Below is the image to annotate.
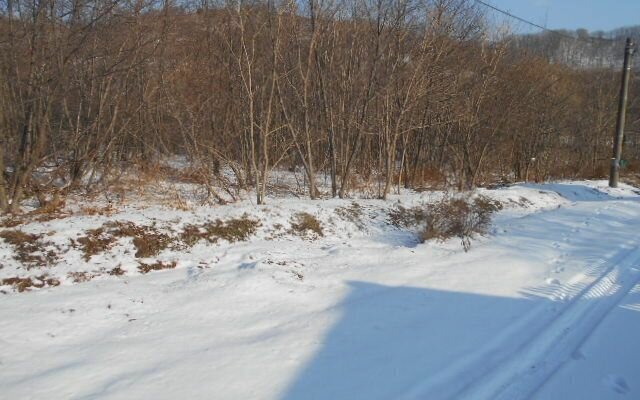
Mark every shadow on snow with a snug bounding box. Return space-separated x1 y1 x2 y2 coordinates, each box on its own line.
279 279 639 400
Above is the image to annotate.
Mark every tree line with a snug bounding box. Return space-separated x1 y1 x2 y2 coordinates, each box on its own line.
0 0 638 211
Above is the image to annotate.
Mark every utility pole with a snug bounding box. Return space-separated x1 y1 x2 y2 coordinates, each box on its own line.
609 38 634 188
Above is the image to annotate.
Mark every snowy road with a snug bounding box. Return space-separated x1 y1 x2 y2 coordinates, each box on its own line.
0 181 639 399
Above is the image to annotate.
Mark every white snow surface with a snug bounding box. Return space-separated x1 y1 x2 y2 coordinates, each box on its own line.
1 180 640 399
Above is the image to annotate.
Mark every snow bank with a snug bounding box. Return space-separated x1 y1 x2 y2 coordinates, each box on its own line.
0 180 639 399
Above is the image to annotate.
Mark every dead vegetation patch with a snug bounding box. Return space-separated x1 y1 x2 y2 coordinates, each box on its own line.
180 215 260 246
0 208 70 228
75 221 172 260
335 202 366 228
407 167 446 191
132 233 171 258
0 217 24 228
138 260 177 274
289 212 324 238
67 271 95 283
80 204 117 216
172 166 211 185
76 228 118 261
72 216 260 262
1 275 60 292
0 230 59 268
32 211 72 223
511 196 533 208
108 266 126 276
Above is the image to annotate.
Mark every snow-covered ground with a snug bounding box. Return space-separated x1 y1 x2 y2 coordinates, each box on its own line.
1 180 639 399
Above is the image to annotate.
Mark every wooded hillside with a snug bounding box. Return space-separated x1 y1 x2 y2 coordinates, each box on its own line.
0 0 638 211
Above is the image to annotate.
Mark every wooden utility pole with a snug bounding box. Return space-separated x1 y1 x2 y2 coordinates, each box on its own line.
609 38 634 188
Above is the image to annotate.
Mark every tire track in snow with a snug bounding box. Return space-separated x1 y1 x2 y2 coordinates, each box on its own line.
457 244 640 400
397 241 640 400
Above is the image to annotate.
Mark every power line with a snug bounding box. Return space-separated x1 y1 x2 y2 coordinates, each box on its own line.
473 0 616 45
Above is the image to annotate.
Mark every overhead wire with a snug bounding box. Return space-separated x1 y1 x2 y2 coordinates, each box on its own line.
473 0 619 45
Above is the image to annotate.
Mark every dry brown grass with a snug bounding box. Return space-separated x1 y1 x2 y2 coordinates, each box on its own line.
166 190 191 211
0 200 71 228
76 228 118 261
67 271 95 283
1 275 60 292
25 194 72 222
108 222 169 256
289 212 324 238
621 169 640 188
75 221 172 260
335 202 366 229
108 266 126 276
73 215 260 262
0 217 24 228
0 230 59 268
181 215 260 246
173 166 211 185
407 167 447 191
132 233 172 258
138 260 177 274
80 204 117 216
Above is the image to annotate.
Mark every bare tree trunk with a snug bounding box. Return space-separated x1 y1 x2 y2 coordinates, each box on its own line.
10 105 47 213
0 142 7 212
315 51 338 197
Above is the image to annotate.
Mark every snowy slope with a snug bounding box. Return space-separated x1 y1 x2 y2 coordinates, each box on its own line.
0 180 639 399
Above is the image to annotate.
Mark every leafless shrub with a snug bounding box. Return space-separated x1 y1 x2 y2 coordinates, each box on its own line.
421 195 503 251
388 205 427 228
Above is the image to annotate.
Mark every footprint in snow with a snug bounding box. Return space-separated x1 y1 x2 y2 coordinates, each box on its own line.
603 374 630 395
571 349 586 360
552 292 568 301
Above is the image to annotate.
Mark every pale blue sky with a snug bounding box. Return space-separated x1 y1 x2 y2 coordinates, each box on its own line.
485 0 640 32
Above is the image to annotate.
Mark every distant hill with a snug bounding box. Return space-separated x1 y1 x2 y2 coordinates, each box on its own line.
509 26 640 70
